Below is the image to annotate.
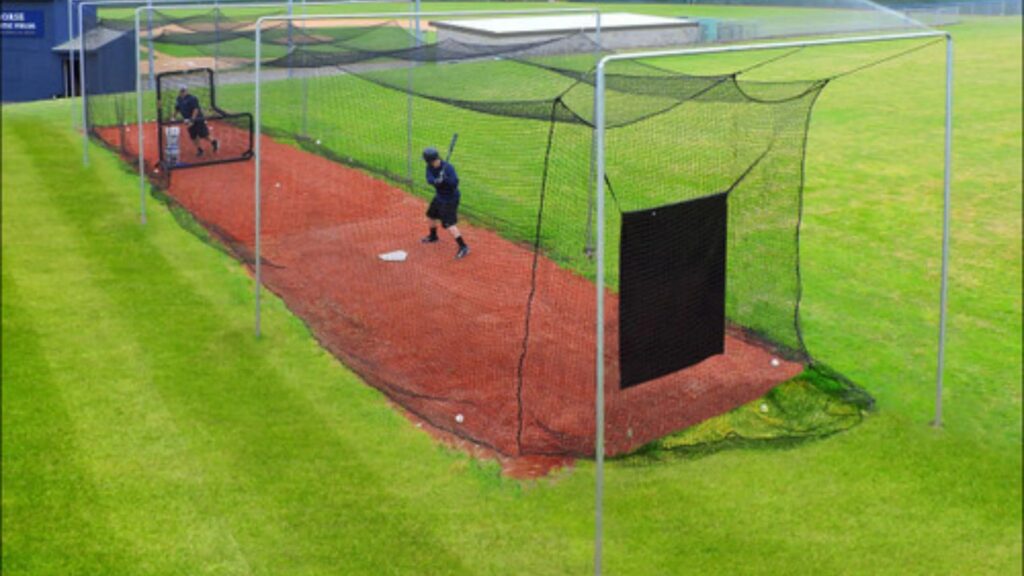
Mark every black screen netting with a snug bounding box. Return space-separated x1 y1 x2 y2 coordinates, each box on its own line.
155 68 253 169
80 9 927 459
618 192 729 389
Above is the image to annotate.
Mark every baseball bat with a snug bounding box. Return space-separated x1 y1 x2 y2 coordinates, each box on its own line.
445 133 459 163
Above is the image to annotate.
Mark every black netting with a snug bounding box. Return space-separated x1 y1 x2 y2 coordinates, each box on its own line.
155 68 253 170
77 9 940 460
619 193 729 389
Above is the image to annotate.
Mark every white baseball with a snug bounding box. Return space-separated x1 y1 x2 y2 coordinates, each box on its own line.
455 414 464 423
760 403 769 413
770 358 780 367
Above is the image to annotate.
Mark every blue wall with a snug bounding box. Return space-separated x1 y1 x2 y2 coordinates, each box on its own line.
1 0 132 103
87 29 135 96
2 0 69 101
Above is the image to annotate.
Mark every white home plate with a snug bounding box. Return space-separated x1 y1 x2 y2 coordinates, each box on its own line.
378 250 408 262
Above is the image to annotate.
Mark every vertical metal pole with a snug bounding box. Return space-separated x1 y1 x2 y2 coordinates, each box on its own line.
300 0 308 137
67 0 75 100
214 0 220 77
63 53 70 99
147 0 156 89
584 11 601 257
254 20 263 338
406 0 420 189
414 0 421 44
287 0 294 78
136 8 147 224
585 134 597 252
80 2 89 165
934 34 953 427
593 59 607 576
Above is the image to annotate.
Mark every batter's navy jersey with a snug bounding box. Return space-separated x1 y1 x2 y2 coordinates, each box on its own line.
426 162 459 203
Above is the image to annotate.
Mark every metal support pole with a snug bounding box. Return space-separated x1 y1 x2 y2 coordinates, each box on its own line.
260 7 596 26
299 0 308 137
214 0 220 76
593 58 607 576
584 12 601 257
79 1 89 165
255 23 264 338
934 34 953 427
406 0 420 190
414 0 421 44
287 0 294 79
147 0 155 89
67 0 75 100
136 8 147 224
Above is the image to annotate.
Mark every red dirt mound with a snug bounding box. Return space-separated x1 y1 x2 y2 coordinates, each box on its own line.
98 123 802 477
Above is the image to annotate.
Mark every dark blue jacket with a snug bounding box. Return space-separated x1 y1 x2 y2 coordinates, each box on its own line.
426 162 460 203
175 94 204 121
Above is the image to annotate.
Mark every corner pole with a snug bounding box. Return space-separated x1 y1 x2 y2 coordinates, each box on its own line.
593 56 607 576
934 33 953 427
136 7 147 224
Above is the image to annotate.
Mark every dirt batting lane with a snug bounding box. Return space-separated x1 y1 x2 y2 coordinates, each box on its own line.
99 123 802 475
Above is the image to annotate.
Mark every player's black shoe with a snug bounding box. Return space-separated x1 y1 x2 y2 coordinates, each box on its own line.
212 139 220 153
421 235 439 244
196 148 205 157
455 245 470 260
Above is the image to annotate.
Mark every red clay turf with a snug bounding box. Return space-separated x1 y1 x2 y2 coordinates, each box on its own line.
98 123 802 476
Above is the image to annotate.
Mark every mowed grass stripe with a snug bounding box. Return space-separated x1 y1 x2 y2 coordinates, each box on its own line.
1 270 129 574
3 111 255 574
5 107 473 574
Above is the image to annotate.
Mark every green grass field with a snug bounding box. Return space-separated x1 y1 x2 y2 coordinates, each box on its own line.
4 6 1022 575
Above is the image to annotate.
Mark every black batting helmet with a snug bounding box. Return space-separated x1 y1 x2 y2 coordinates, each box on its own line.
422 147 440 162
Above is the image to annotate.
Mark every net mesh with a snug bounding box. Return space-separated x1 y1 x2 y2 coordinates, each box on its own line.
82 5 939 460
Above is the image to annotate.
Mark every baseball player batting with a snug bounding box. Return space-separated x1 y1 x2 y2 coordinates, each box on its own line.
421 143 470 260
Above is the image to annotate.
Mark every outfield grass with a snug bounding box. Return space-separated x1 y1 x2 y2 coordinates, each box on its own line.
4 10 1022 576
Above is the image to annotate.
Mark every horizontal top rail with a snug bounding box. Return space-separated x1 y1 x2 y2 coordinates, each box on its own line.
255 8 599 26
133 0 412 15
597 30 948 69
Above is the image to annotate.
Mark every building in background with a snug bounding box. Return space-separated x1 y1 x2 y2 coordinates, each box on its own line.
2 0 134 103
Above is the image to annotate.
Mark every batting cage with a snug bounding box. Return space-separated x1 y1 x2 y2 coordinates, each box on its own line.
230 8 946 462
82 3 951 469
